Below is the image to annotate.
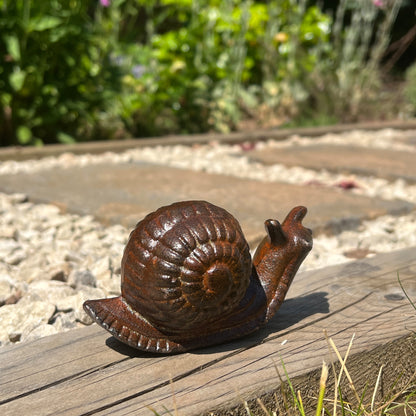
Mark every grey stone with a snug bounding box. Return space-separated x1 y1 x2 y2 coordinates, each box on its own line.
25 280 75 305
0 274 16 304
46 263 70 282
21 323 58 342
64 251 84 263
0 239 20 258
15 228 39 242
0 301 55 345
29 203 61 219
68 269 96 288
4 248 26 266
97 272 121 296
90 256 110 278
8 193 28 204
56 286 105 325
0 226 17 239
51 311 78 331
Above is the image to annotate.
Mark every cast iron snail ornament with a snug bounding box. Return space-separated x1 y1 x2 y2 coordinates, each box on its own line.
83 200 313 354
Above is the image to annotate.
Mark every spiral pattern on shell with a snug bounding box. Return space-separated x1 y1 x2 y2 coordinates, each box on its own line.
120 201 252 332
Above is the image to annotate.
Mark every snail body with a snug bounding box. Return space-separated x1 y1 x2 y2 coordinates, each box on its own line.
83 200 312 353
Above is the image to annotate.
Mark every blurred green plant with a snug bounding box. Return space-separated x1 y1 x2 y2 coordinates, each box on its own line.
298 0 402 124
117 0 333 135
0 0 122 146
0 0 406 145
117 0 401 135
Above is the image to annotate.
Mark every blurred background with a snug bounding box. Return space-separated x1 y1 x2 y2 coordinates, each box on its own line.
0 0 415 147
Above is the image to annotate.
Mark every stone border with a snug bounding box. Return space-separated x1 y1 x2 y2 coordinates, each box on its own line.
1 120 416 161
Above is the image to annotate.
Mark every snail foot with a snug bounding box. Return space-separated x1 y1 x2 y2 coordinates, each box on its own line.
83 298 180 353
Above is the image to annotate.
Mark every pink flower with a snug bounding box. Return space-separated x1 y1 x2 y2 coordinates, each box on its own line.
100 0 110 7
373 0 383 7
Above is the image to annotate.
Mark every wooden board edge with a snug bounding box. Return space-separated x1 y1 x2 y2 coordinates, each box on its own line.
204 333 416 416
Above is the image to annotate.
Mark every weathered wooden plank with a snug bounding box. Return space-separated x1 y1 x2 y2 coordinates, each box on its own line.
0 325 118 401
0 247 415 416
0 327 230 414
100 250 416 415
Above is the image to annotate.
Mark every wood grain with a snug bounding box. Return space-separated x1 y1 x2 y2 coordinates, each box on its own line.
1 247 415 416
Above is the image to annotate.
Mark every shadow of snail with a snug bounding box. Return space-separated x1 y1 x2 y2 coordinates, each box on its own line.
83 200 313 354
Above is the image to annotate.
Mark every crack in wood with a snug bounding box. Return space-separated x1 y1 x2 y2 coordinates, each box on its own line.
0 358 131 406
331 303 407 338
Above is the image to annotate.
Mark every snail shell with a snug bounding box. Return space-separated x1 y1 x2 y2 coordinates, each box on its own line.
84 200 313 353
121 201 251 331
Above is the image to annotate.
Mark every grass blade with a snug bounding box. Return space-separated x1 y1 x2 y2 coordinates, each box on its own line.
256 397 273 416
370 365 383 412
280 358 305 415
397 272 416 311
316 361 328 416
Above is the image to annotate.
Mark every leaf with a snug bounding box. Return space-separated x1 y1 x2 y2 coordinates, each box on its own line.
9 69 26 91
0 93 12 106
57 132 76 144
4 35 20 61
28 16 62 32
17 126 32 145
161 0 192 6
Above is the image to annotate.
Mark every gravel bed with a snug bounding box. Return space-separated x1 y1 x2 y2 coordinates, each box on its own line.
0 128 415 347
2 129 416 203
0 193 126 346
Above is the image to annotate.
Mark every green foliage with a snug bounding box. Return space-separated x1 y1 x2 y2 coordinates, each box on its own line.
117 0 333 136
0 0 406 145
0 0 122 146
296 0 402 124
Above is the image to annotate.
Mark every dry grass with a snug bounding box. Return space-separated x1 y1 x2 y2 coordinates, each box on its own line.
259 333 416 416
